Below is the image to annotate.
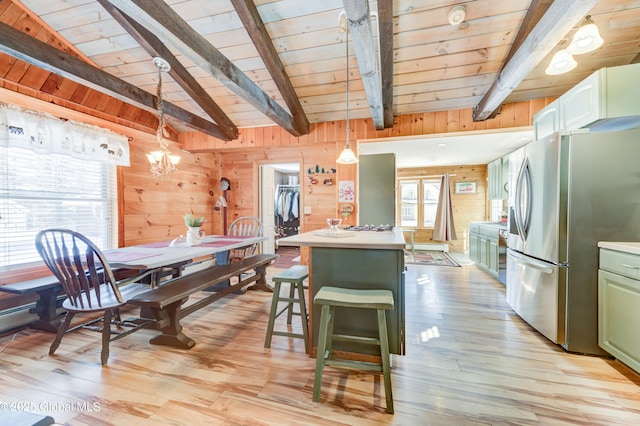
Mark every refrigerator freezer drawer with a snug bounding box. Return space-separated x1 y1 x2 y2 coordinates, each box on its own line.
506 250 566 344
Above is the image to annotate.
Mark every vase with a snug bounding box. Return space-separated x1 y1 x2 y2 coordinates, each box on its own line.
186 226 205 246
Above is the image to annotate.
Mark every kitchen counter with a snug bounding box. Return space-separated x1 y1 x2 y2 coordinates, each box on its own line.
276 227 405 250
470 221 507 230
597 241 640 256
277 227 406 356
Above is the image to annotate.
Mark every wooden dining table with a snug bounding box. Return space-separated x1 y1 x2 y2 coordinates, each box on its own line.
0 235 267 332
103 234 267 286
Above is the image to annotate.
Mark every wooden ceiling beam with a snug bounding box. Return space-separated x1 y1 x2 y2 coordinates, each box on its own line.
96 0 238 141
378 0 394 128
0 22 228 140
229 0 308 136
343 0 385 130
503 0 554 65
473 0 599 121
107 0 306 137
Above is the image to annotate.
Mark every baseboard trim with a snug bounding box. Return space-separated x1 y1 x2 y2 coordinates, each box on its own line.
414 243 449 252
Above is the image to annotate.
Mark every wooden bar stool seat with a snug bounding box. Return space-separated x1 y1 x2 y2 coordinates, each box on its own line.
312 286 395 414
264 265 309 352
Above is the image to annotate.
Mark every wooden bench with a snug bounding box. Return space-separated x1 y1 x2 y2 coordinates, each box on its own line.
128 253 278 349
0 276 63 332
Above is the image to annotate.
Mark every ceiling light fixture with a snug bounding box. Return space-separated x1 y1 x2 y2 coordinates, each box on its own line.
545 49 578 75
568 15 604 55
147 57 180 178
545 15 603 76
447 5 467 26
336 11 358 165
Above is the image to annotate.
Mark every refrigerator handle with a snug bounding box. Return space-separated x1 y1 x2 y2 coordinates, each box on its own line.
514 159 532 241
508 250 554 274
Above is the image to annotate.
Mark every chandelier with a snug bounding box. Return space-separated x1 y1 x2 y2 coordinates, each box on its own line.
147 57 180 178
336 11 358 164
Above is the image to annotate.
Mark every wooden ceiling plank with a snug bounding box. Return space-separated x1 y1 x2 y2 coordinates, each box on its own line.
0 21 228 140
230 0 309 135
343 0 384 130
378 0 393 128
473 0 600 121
106 0 304 136
96 0 238 140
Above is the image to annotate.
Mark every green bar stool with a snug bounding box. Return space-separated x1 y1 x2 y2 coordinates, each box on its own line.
312 286 395 414
264 265 309 352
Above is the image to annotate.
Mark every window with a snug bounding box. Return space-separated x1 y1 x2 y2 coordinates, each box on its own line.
399 178 441 228
0 146 117 269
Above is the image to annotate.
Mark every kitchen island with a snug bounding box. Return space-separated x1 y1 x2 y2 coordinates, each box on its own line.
277 227 406 356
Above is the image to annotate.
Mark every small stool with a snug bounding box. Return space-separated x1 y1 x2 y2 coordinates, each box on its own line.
312 286 395 414
264 265 309 352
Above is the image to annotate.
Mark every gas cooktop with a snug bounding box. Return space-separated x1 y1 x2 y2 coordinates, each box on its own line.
344 225 394 232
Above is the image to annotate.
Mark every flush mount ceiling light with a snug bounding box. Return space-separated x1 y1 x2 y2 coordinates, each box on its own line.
336 10 358 165
147 57 180 179
568 15 604 55
545 49 578 75
447 5 467 26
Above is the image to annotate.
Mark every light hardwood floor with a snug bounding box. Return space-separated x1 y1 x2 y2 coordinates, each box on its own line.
1 262 639 425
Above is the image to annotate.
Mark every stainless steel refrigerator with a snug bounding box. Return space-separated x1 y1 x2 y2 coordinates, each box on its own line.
507 127 640 355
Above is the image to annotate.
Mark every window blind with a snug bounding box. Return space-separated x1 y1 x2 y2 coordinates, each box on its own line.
0 146 117 268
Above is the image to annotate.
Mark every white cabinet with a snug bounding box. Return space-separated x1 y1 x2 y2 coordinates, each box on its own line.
598 248 640 374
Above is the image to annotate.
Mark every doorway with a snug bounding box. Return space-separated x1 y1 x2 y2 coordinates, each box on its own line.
259 163 301 266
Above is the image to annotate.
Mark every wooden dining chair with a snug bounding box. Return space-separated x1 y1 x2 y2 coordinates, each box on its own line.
35 229 155 365
227 216 264 263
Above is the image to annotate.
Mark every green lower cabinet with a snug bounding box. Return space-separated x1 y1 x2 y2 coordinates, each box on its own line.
469 223 500 280
310 247 405 355
598 269 640 374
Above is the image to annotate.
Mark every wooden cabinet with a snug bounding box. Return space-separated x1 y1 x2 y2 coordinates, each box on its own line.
469 222 501 279
487 157 508 200
598 248 640 374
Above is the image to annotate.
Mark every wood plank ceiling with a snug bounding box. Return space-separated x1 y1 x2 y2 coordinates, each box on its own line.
1 0 639 141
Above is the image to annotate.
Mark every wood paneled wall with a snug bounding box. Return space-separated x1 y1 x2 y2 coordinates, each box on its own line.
120 137 219 247
397 165 488 253
181 98 553 243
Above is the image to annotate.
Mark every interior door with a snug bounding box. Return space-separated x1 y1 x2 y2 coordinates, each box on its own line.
260 166 276 255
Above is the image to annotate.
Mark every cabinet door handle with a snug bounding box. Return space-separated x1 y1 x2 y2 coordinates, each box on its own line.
619 263 640 269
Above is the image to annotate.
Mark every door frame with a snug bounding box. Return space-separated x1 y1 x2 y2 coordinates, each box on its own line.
255 160 303 253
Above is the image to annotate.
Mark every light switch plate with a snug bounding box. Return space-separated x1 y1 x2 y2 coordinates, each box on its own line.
304 206 311 215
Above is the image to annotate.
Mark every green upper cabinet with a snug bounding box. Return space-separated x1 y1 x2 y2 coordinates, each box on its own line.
487 157 508 200
533 99 560 140
560 63 640 132
534 64 640 140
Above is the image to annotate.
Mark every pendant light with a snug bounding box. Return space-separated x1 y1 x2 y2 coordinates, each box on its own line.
336 12 358 164
545 49 578 75
147 57 180 178
568 15 604 55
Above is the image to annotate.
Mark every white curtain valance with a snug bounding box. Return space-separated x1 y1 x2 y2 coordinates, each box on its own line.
0 102 130 166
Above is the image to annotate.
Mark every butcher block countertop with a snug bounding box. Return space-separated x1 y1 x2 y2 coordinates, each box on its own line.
598 241 640 256
277 227 405 250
